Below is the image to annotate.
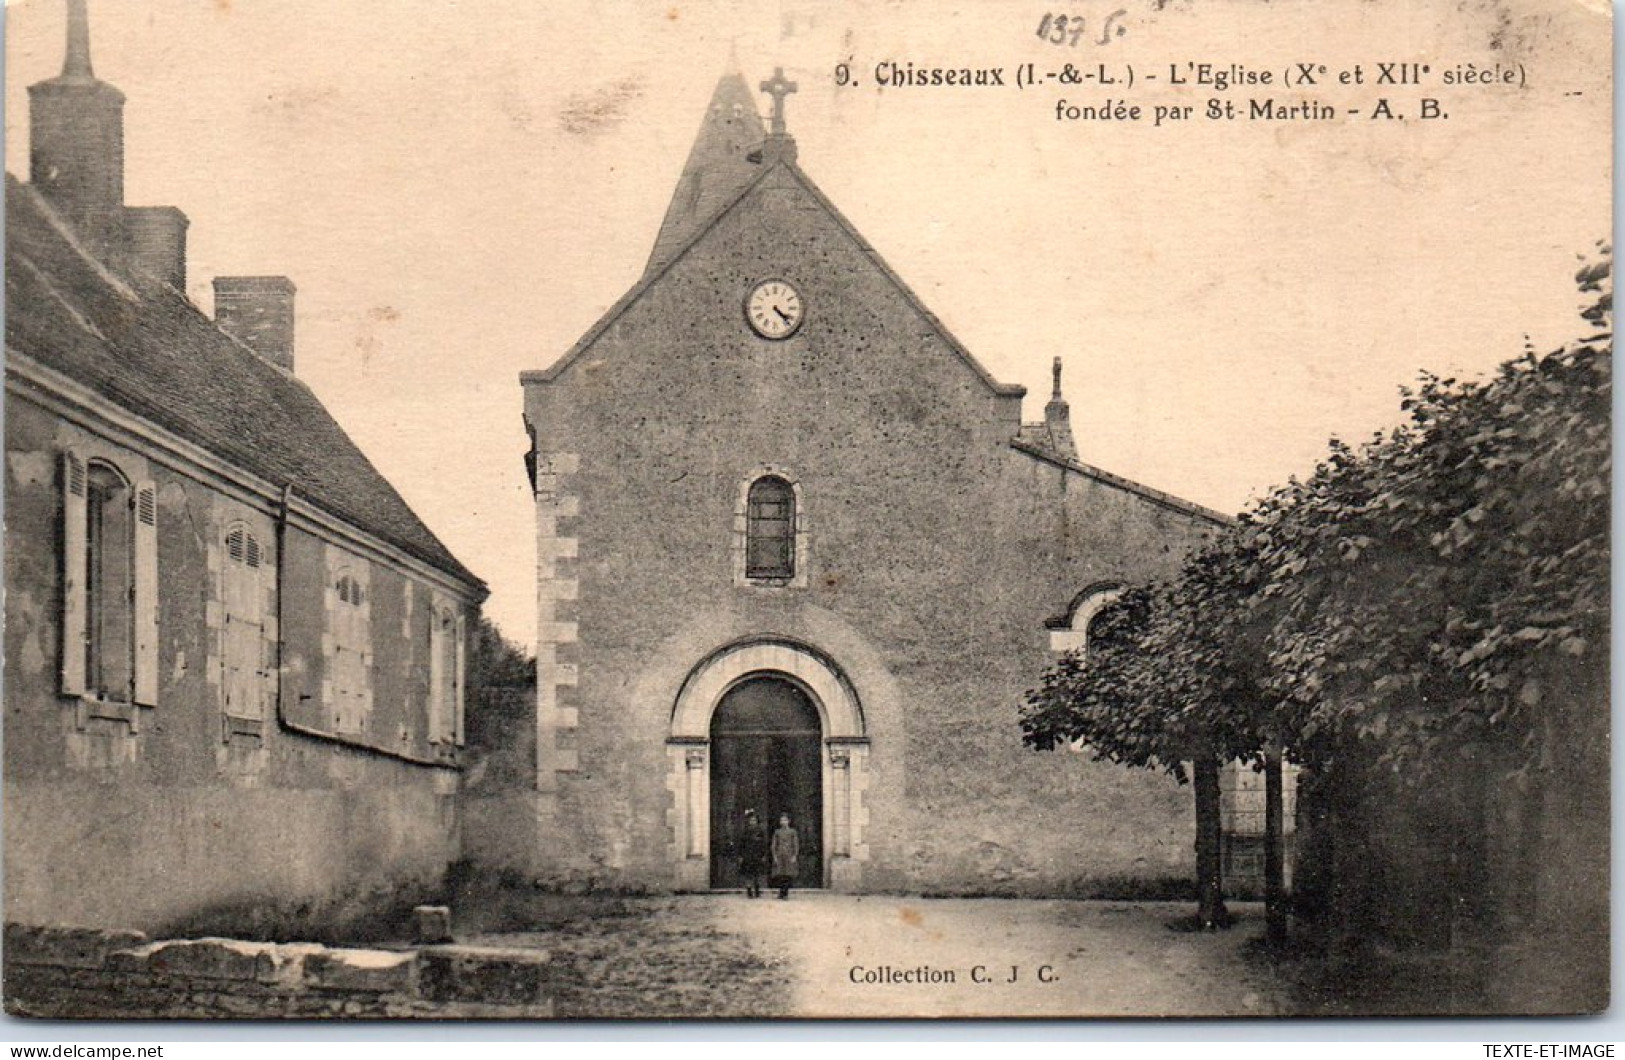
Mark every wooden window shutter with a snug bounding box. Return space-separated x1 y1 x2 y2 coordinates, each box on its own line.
60 451 88 696
221 526 265 722
428 606 445 743
133 481 159 706
453 610 466 747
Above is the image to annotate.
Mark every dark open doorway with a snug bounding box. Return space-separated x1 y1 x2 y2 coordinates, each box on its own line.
709 675 823 889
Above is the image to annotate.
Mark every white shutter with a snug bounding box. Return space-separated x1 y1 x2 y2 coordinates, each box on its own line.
358 581 372 732
453 610 466 747
133 482 159 707
221 528 264 722
428 608 445 743
253 539 270 722
60 451 88 696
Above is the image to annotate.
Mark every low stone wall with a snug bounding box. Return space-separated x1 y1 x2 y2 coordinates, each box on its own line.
4 924 554 1019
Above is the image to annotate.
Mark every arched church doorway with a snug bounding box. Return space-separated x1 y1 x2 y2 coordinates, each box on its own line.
708 676 823 889
669 638 867 891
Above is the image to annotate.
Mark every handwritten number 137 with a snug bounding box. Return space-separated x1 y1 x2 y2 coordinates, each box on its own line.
1036 11 1126 46
1037 13 1087 45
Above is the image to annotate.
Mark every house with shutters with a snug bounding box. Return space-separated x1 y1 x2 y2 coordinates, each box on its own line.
478 68 1241 895
3 0 486 934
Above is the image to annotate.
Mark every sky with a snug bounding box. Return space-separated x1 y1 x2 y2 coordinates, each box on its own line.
4 0 1611 650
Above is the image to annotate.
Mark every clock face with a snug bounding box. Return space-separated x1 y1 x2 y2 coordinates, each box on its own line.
745 280 804 340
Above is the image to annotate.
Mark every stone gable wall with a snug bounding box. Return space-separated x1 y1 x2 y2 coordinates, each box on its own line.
506 166 1222 894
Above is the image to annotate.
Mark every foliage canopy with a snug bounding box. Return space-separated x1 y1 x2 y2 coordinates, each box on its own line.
1022 245 1611 784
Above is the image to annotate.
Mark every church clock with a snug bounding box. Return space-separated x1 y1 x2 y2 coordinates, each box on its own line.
745 280 804 339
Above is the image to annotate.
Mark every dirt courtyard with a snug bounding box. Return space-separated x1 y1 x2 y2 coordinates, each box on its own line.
466 893 1289 1019
713 893 1285 1018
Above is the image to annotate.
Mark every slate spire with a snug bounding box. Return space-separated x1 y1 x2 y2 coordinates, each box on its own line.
644 71 769 275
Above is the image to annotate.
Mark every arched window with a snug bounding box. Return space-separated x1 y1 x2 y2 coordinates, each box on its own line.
85 461 134 702
1049 584 1126 656
61 451 158 708
335 574 365 606
1049 584 1128 753
745 476 796 580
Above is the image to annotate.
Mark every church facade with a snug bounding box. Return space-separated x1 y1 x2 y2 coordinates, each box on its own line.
482 71 1230 894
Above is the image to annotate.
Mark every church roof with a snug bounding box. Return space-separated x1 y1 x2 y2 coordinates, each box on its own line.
524 70 1229 528
4 175 483 590
1012 436 1231 526
644 72 769 275
526 74 1024 401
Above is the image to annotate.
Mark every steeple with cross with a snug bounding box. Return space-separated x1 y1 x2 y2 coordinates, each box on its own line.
760 67 797 137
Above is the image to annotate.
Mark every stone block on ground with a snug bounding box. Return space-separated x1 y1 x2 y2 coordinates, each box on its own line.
413 905 453 944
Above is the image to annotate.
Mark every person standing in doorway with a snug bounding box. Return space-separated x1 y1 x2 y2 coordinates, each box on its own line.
739 808 769 898
770 813 800 900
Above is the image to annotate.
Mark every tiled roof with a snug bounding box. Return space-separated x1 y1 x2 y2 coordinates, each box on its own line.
5 174 482 590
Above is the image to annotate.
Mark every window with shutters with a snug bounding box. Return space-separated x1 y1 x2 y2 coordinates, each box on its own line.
329 570 371 733
85 462 134 702
221 525 267 723
745 476 795 580
61 451 158 710
428 604 465 745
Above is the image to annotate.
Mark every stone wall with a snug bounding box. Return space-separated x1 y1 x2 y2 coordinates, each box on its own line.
4 924 553 1019
5 388 461 934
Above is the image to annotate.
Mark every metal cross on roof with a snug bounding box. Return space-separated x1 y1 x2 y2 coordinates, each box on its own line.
760 67 798 136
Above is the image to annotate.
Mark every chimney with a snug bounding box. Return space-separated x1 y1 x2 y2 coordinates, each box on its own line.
123 206 189 290
214 276 297 371
29 0 126 253
1044 356 1079 462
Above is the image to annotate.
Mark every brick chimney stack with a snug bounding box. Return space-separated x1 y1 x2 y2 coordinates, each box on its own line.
124 206 189 291
214 277 297 372
28 0 126 254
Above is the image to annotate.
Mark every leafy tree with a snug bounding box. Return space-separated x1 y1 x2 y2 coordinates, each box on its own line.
1026 244 1609 965
467 615 536 692
464 616 535 748
1245 245 1610 785
1021 541 1276 928
1245 247 1610 974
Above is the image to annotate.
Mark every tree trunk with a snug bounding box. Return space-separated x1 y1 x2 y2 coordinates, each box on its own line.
1194 755 1230 928
1263 738 1287 947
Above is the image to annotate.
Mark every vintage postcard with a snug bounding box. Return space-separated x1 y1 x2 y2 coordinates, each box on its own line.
1 0 1610 1023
